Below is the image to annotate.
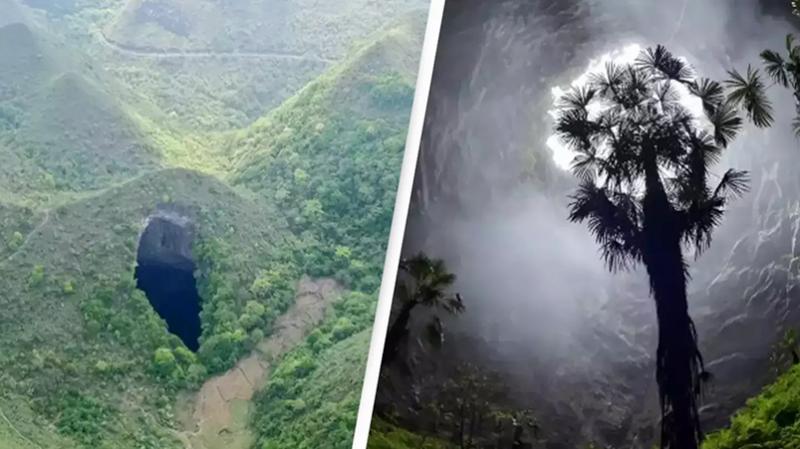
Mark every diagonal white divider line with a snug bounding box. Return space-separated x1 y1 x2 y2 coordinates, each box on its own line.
350 1 446 448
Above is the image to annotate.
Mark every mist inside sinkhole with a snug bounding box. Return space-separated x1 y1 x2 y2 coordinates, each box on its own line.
400 0 800 419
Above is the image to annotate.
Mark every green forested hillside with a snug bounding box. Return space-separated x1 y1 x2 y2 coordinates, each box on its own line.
106 0 427 58
0 20 166 197
0 168 291 449
231 13 424 293
252 295 376 449
0 21 61 101
0 1 427 448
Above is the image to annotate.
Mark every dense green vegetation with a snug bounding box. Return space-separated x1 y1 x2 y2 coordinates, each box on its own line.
368 419 454 449
0 1 427 448
0 169 290 448
106 0 427 58
231 15 424 292
252 291 377 449
703 365 800 449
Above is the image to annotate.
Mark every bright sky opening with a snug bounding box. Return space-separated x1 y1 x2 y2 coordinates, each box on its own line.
546 43 705 171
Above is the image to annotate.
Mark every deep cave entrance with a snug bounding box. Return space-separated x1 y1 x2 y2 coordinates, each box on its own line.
134 214 202 351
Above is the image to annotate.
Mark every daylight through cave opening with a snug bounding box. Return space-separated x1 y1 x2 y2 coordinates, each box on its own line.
134 214 202 352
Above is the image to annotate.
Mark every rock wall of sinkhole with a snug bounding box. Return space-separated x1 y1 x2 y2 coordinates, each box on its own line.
135 210 202 351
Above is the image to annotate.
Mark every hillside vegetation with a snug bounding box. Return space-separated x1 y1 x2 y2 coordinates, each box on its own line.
703 364 800 449
231 13 424 293
36 0 428 131
0 168 291 449
0 1 428 448
107 0 427 58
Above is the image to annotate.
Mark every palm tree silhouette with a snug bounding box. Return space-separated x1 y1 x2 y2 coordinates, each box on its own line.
756 34 800 134
382 253 464 366
553 45 750 449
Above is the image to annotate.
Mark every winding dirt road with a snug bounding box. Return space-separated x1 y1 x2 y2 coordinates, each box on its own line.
98 32 335 64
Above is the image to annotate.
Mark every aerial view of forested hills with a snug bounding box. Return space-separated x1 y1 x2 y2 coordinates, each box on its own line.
0 1 428 448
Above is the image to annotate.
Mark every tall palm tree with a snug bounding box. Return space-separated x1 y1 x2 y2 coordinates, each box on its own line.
553 45 750 449
382 253 464 366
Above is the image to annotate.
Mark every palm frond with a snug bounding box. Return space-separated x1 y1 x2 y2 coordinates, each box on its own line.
654 79 681 113
793 116 800 138
713 169 750 199
689 78 724 116
696 130 724 165
589 61 625 98
555 108 599 153
401 253 458 309
442 293 465 314
557 85 597 111
760 49 789 87
570 150 603 181
636 45 694 84
725 65 774 128
707 101 743 148
681 196 726 254
568 181 643 271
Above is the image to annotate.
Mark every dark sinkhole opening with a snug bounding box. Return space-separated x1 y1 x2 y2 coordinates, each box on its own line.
134 215 202 352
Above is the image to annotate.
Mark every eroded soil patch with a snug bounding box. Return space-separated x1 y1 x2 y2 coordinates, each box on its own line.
175 276 343 449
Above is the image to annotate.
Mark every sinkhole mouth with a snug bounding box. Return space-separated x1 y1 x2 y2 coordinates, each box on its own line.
134 214 202 352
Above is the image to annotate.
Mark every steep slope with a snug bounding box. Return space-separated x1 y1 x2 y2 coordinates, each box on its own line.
0 21 164 194
0 202 37 259
251 298 377 449
703 364 800 449
175 277 343 449
0 22 60 102
229 12 425 293
11 72 159 190
107 0 428 58
26 0 429 132
0 8 429 448
368 420 453 449
0 168 292 449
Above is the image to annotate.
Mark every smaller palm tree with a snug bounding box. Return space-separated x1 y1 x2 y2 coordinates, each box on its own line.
382 253 464 366
724 33 800 134
759 34 800 135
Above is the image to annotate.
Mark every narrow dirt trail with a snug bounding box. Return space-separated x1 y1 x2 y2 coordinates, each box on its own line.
2 209 50 265
0 405 41 449
175 277 342 449
98 32 336 64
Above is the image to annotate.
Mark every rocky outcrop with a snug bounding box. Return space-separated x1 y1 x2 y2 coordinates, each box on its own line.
137 208 195 272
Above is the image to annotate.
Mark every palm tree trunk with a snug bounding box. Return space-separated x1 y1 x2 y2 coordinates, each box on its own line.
642 156 703 449
647 246 702 449
383 300 417 365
